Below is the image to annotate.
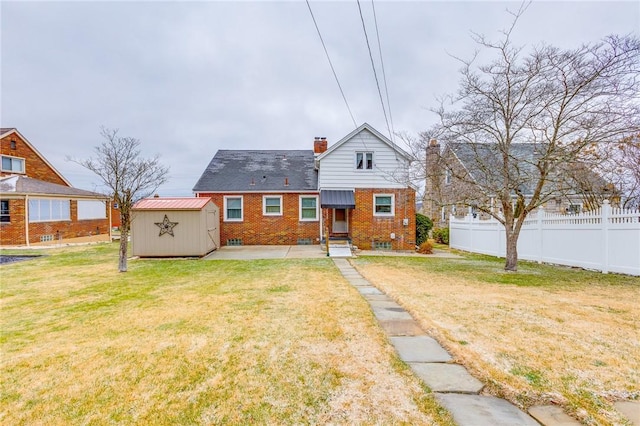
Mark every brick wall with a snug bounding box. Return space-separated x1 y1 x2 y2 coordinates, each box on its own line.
0 132 68 185
350 188 416 250
0 198 110 245
197 192 321 245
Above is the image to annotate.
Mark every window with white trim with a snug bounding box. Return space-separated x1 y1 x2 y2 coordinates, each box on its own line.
374 194 394 216
1 200 10 223
28 198 70 222
1 155 25 173
299 196 318 221
356 152 373 170
567 203 582 214
263 195 282 216
78 200 107 220
224 196 243 221
445 169 452 184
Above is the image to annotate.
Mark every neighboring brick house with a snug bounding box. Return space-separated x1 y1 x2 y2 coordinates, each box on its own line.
424 140 616 227
0 128 110 246
193 123 416 250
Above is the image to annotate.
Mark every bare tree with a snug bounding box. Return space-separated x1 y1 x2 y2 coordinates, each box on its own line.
418 6 639 271
74 128 169 272
604 134 640 209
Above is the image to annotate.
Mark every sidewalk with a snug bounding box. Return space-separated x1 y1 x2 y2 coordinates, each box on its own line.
332 258 584 426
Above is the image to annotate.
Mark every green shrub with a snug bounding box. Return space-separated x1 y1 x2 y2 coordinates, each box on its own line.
415 213 433 246
432 227 450 245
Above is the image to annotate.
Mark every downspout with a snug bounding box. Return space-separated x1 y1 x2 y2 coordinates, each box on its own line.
108 198 112 241
25 194 30 247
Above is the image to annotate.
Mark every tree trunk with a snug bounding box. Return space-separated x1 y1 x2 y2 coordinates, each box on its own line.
505 230 519 272
118 229 128 272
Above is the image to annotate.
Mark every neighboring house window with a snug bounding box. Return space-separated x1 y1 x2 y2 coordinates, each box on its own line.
263 195 282 216
77 200 107 220
224 196 243 221
299 196 319 221
441 206 446 222
445 169 452 185
374 194 394 216
1 155 25 173
356 152 373 170
567 203 582 214
28 198 70 222
1 200 9 223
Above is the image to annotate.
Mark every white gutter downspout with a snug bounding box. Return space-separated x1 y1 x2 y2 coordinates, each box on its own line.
25 194 30 247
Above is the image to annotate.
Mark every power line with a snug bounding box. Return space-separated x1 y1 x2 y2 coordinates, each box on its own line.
356 0 392 142
371 0 396 143
305 0 357 128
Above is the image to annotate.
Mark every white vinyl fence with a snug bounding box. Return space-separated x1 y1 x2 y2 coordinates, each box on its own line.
450 201 640 276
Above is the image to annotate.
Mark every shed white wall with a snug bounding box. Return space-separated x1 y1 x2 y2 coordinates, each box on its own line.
131 203 219 257
318 128 409 189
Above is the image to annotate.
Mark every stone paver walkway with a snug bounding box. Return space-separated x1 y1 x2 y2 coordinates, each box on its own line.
333 258 544 426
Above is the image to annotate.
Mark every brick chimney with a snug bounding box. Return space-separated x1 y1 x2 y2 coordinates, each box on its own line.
314 137 328 154
424 139 441 223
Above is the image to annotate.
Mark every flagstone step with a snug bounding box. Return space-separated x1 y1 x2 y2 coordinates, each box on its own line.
436 393 539 426
528 405 581 425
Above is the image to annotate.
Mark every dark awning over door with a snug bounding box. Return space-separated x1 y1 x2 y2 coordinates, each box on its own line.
320 190 355 209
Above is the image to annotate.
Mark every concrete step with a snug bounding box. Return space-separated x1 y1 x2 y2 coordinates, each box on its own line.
409 363 484 394
528 405 581 425
436 393 539 426
390 335 452 363
615 401 640 426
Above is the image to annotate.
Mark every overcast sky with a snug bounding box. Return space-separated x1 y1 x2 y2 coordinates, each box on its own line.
2 0 638 196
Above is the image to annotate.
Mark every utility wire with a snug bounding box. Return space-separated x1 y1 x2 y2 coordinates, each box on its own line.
306 0 358 128
371 0 396 143
356 0 392 143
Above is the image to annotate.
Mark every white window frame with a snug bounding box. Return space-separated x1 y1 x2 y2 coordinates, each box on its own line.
1 155 25 174
28 198 70 223
224 196 243 222
299 195 319 221
263 195 283 216
1 199 10 223
445 169 452 185
77 200 107 220
567 203 582 215
355 151 374 170
373 193 395 217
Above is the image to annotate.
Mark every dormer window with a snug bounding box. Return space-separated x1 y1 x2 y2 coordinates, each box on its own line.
356 152 373 170
1 155 25 173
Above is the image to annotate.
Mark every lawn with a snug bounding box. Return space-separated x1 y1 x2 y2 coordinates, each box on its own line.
351 254 640 426
0 243 450 425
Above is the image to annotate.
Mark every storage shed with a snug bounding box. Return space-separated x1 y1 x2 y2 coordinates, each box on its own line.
131 197 219 257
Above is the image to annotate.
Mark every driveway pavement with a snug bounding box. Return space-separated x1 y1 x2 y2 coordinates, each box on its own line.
203 245 459 260
203 245 328 260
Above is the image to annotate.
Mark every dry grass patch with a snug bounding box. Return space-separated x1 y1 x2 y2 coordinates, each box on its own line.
1 243 451 425
351 255 640 425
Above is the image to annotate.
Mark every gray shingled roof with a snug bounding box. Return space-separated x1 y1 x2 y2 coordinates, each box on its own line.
0 128 16 134
447 142 609 195
192 150 318 192
0 176 106 198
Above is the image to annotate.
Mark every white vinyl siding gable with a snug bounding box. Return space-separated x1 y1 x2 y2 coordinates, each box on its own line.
318 128 409 189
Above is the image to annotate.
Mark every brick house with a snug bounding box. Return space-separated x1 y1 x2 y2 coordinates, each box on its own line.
0 128 111 246
193 123 416 250
424 140 616 227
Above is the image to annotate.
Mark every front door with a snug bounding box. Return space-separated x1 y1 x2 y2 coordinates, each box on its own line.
332 208 348 233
